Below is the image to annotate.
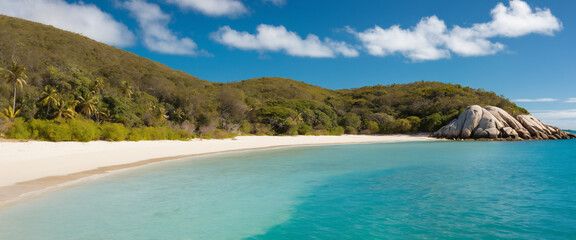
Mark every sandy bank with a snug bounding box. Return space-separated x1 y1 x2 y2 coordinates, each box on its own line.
0 134 435 206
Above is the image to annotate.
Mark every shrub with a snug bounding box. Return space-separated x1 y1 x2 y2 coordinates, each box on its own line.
406 116 421 133
175 129 194 139
6 118 31 139
311 129 329 135
5 118 192 142
329 126 345 135
297 123 311 135
100 122 130 141
239 121 251 135
69 119 100 142
28 119 72 141
340 113 361 133
364 120 380 134
209 129 226 139
390 119 412 133
142 127 161 140
127 128 146 141
344 126 357 134
205 129 237 139
0 119 12 136
253 123 272 135
11 118 100 142
421 113 442 132
128 126 192 141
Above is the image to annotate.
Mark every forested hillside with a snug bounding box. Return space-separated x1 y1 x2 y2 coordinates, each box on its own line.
0 15 527 141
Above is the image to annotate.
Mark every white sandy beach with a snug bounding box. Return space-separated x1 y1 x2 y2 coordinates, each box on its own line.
0 134 435 205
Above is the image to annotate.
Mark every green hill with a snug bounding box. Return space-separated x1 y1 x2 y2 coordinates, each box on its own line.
0 15 527 141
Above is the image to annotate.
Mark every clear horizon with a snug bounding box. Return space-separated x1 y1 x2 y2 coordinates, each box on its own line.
1 0 575 129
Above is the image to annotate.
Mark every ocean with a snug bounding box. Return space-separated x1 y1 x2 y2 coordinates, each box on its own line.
0 138 575 239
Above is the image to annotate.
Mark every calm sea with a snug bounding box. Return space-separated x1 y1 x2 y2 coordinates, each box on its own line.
1 138 575 239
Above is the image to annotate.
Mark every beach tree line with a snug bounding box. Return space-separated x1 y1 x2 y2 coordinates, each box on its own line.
0 60 526 141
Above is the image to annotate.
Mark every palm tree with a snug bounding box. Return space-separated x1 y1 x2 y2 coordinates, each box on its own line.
121 81 133 98
156 105 168 120
39 85 59 116
0 106 20 121
76 91 99 119
53 99 78 119
97 108 111 123
1 61 28 111
149 104 168 120
171 108 186 123
91 77 105 94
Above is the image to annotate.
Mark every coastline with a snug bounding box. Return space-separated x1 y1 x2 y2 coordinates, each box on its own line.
0 134 436 207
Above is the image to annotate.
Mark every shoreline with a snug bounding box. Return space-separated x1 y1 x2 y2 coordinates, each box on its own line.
0 134 436 208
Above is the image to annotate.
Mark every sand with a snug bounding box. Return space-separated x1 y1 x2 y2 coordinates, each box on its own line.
0 134 436 206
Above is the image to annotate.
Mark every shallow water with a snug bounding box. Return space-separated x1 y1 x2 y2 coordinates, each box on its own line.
0 140 575 239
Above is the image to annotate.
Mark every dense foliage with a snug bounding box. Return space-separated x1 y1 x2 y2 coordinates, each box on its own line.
5 118 192 142
0 15 528 140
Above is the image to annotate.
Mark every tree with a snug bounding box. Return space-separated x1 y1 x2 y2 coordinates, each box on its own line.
170 108 186 123
340 113 361 134
121 81 133 98
421 113 443 132
372 112 394 133
76 91 99 118
96 108 111 123
219 86 247 123
391 119 412 133
1 61 28 111
39 85 59 116
258 105 299 134
91 77 105 94
0 106 20 121
406 116 421 132
53 99 77 119
152 104 168 120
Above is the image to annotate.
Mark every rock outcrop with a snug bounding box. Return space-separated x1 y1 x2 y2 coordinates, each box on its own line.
432 105 576 140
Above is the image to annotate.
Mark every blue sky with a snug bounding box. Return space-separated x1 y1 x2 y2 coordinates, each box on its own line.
1 0 575 129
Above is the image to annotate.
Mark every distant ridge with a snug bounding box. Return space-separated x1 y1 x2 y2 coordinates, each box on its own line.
0 15 528 139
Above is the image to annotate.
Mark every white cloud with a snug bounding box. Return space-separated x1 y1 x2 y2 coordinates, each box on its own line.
565 98 576 103
530 109 576 130
353 16 450 61
263 0 286 6
325 39 360 58
445 26 506 57
122 0 198 55
212 25 359 58
165 0 247 17
514 98 558 102
486 0 562 37
352 0 561 61
0 0 135 47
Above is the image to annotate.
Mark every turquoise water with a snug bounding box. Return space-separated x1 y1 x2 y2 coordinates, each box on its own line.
0 139 575 239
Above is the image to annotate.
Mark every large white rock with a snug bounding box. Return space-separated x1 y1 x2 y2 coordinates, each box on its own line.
472 108 502 138
501 127 519 138
517 115 555 139
432 105 576 140
460 105 483 138
485 106 531 139
433 119 460 138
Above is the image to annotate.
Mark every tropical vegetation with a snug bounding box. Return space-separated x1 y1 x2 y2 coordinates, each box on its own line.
0 15 528 141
